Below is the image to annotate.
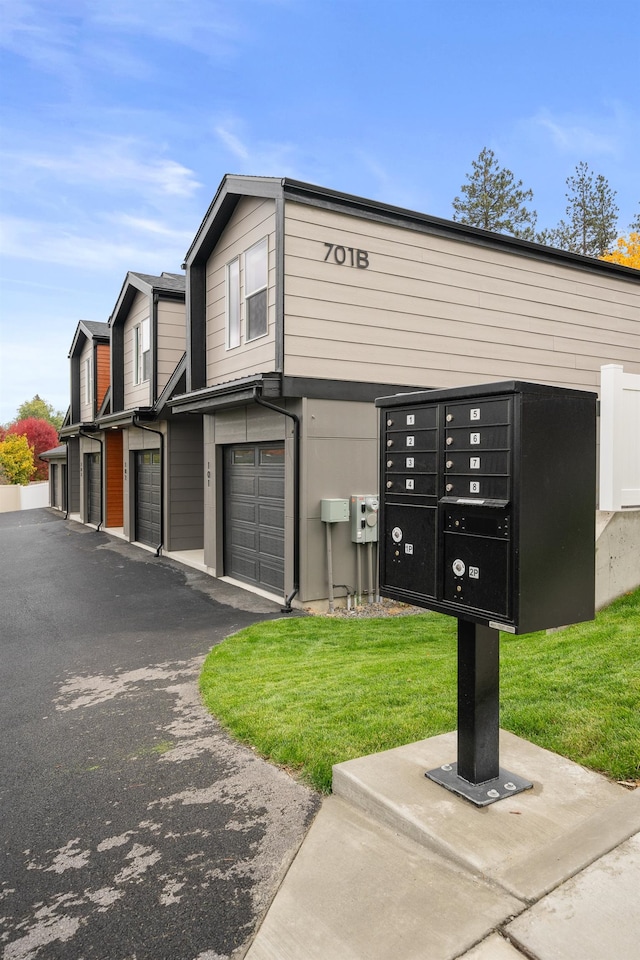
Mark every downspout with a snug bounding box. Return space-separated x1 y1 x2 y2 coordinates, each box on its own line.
253 387 300 613
133 417 164 557
79 429 104 531
62 438 70 519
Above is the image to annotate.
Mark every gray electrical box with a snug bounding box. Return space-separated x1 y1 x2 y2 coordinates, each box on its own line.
351 494 379 543
321 498 350 523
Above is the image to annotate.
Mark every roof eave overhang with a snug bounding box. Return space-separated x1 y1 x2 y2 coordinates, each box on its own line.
183 175 285 269
95 408 156 429
59 420 99 438
170 373 282 415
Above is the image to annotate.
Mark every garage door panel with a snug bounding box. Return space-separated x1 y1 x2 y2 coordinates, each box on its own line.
258 504 284 528
225 442 285 593
87 453 101 525
136 450 161 547
258 477 284 499
228 475 257 497
258 532 284 559
229 525 257 550
256 559 285 591
229 501 257 523
231 557 258 581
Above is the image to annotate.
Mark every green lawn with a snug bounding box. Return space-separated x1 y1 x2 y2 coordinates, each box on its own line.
200 588 640 793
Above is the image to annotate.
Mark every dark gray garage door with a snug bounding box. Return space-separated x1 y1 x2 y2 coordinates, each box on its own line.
224 443 285 593
136 450 161 547
86 453 101 525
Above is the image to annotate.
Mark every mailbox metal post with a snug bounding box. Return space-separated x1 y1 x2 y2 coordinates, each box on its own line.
425 620 533 806
457 621 499 783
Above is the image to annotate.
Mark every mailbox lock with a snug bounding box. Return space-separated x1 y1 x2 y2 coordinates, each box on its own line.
446 437 454 446
387 439 394 447
446 460 454 469
386 480 393 489
387 419 394 427
387 459 393 468
446 483 453 492
452 558 466 577
446 413 454 422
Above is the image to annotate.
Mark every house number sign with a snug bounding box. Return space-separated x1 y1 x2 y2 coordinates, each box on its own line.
323 242 369 268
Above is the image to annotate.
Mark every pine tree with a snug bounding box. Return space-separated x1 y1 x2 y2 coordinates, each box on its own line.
452 148 537 239
538 162 619 257
630 204 640 232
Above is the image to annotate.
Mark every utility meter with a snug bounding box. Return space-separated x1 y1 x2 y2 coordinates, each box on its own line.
351 494 379 543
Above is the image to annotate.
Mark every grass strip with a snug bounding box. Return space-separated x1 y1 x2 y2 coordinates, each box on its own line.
200 588 640 793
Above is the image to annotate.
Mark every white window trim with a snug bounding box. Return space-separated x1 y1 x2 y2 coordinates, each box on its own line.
84 356 93 405
133 318 150 385
244 237 268 343
226 257 240 350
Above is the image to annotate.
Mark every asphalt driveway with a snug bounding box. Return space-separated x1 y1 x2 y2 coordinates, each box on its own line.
0 510 319 960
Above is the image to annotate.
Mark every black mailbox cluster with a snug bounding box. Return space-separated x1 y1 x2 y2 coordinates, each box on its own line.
378 381 596 635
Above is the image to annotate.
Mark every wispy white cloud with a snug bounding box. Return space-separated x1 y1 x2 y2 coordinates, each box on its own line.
90 0 243 58
1 135 201 200
525 103 632 157
214 119 299 175
0 216 186 272
215 125 251 162
107 214 194 243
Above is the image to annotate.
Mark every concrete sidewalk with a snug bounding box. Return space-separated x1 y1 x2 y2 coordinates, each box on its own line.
244 731 640 960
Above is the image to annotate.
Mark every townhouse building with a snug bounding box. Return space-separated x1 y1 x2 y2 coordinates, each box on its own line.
51 175 639 610
167 175 640 609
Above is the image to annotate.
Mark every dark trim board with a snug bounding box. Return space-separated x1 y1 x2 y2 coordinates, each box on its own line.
281 376 434 402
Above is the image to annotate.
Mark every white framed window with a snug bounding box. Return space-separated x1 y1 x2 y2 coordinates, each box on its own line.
226 257 240 349
134 317 150 385
84 356 93 405
244 237 268 341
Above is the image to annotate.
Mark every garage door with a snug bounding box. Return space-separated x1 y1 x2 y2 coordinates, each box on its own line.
136 450 161 547
86 453 101 525
224 443 285 593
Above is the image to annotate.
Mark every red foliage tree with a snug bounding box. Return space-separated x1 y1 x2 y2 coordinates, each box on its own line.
7 418 59 481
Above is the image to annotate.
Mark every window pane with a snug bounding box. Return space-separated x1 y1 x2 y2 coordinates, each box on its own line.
245 237 267 295
260 447 285 464
141 317 150 351
246 288 267 340
227 258 240 349
233 449 255 465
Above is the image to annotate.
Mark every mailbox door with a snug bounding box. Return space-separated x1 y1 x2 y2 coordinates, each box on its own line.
383 503 437 598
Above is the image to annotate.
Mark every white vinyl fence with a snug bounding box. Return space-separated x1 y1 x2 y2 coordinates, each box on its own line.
0 481 49 513
599 364 640 511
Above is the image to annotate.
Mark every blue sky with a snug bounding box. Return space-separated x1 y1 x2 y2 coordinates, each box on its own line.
1 0 638 424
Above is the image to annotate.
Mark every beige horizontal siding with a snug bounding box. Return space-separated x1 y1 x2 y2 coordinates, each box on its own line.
156 299 186 394
283 202 640 392
205 196 276 386
123 290 151 409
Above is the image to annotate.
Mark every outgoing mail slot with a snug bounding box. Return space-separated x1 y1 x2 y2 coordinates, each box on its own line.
443 503 510 539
